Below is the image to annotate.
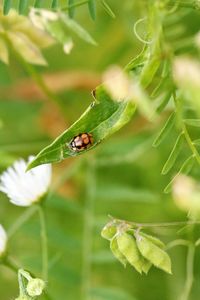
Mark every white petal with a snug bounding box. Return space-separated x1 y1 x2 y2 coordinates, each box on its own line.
0 156 52 207
0 224 7 256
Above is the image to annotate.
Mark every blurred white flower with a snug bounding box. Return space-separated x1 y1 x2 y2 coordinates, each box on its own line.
173 57 200 88
103 66 133 101
0 156 52 207
102 65 156 120
172 174 200 217
0 224 7 257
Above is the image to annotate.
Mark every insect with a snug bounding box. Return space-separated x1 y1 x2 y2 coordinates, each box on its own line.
69 133 93 151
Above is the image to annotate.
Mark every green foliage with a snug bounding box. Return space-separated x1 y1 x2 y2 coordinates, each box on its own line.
27 87 136 169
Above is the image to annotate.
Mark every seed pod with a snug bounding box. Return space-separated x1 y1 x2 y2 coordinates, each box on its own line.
117 232 144 273
141 258 152 274
140 232 165 249
101 224 117 240
136 235 172 274
110 237 127 267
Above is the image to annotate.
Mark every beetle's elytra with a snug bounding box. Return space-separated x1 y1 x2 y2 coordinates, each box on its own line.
69 133 93 151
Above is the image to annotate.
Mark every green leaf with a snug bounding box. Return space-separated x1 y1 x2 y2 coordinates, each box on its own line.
161 133 184 175
125 44 148 71
110 237 127 267
140 56 161 88
18 0 28 14
68 0 75 18
3 0 12 15
100 0 116 19
156 90 173 113
61 14 97 46
153 112 175 147
44 19 73 54
34 0 42 8
117 233 144 273
136 235 172 274
184 119 200 127
7 32 47 66
27 86 136 169
164 155 195 193
88 0 96 20
51 0 58 8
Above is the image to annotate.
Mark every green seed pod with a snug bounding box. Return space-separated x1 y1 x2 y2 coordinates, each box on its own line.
117 232 144 273
136 235 172 274
110 237 127 267
141 258 152 274
101 224 117 240
140 232 165 249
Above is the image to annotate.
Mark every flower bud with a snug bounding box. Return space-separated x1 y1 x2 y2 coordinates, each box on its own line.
26 278 46 297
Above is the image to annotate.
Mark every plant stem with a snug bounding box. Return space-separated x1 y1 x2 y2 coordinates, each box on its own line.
8 205 38 240
110 217 200 229
81 158 96 300
166 239 191 250
180 244 195 300
3 256 19 273
37 204 48 282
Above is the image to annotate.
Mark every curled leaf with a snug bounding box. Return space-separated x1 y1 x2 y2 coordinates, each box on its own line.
27 86 136 169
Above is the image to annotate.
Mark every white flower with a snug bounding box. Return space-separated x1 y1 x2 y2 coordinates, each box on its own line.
173 57 200 88
0 156 52 207
0 224 7 256
172 175 200 218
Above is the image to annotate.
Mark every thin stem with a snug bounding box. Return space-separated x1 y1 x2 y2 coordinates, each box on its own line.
3 256 19 273
37 205 48 282
166 239 191 250
7 205 38 240
61 0 89 11
81 158 96 300
110 216 200 229
180 244 195 300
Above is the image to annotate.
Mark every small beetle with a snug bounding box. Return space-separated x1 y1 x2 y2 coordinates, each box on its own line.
69 133 93 151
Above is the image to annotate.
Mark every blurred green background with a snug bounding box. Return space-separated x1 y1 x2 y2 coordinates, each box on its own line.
0 1 200 299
